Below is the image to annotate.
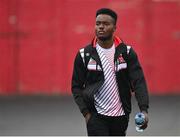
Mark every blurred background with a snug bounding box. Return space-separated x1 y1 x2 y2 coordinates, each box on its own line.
0 0 180 136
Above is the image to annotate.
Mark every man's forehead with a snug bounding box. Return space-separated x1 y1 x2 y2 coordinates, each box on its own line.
96 14 114 22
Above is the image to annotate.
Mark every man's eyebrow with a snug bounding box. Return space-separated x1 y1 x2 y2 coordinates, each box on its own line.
96 21 110 23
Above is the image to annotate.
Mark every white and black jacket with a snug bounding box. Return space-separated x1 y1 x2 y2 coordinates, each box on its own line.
71 36 149 117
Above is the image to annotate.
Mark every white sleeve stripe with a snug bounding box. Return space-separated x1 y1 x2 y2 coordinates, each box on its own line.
127 46 131 54
79 48 85 65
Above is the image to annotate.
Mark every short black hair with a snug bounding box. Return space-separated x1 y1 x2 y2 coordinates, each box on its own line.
96 8 117 24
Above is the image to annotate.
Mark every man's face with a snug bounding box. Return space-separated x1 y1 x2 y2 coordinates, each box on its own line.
95 14 116 41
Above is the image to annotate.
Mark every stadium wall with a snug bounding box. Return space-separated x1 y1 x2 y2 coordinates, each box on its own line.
0 0 179 95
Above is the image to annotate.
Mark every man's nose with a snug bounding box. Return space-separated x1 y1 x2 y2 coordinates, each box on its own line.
99 24 104 29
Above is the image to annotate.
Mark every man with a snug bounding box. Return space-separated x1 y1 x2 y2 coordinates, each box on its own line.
72 8 149 136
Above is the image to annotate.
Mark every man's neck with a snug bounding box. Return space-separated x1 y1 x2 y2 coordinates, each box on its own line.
97 38 114 49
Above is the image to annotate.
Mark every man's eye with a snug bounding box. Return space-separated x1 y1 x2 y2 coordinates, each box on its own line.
104 23 110 25
96 22 100 25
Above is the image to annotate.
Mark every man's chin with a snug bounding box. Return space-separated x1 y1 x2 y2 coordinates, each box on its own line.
98 36 110 41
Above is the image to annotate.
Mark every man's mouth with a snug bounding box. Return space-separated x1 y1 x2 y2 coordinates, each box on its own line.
98 31 105 34
98 31 105 35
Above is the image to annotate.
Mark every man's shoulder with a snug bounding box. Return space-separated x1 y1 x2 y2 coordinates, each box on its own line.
79 43 93 52
117 42 132 55
84 43 93 49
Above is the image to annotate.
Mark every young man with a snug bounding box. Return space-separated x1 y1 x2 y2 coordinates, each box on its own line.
72 8 149 136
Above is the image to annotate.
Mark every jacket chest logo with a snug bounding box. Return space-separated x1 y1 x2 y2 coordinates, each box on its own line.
87 58 102 71
115 54 127 71
118 54 125 63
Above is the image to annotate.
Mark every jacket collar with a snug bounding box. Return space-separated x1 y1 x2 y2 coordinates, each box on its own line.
92 36 122 48
90 36 123 69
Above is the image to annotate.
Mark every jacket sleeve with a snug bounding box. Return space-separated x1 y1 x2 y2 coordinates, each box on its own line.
71 51 89 117
127 47 149 113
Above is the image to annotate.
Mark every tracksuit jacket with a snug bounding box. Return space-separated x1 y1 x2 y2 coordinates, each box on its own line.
71 36 149 117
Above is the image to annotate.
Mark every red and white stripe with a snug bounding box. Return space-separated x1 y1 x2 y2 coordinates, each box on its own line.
94 44 125 116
